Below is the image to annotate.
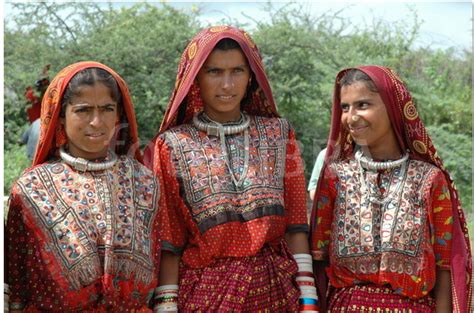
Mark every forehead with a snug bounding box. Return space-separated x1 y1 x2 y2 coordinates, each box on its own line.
70 83 116 104
203 49 248 67
340 82 378 99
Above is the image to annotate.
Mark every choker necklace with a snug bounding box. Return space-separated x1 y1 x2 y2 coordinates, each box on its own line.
355 149 409 170
356 150 409 205
59 146 118 172
193 112 250 137
193 112 250 189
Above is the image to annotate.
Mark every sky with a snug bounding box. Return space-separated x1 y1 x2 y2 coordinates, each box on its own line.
101 1 472 51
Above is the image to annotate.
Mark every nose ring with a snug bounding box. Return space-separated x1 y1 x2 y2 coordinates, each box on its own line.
351 115 360 122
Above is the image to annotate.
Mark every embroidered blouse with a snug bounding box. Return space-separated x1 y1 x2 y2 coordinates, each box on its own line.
155 116 308 268
6 156 162 312
311 158 453 299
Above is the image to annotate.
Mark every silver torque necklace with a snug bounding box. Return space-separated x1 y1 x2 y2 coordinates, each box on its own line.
59 146 118 172
355 150 409 205
193 112 250 189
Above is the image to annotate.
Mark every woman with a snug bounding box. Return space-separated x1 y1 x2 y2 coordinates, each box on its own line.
6 61 163 312
310 66 472 312
144 25 319 312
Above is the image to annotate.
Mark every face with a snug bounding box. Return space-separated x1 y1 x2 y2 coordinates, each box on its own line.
61 83 119 160
340 81 400 159
196 48 251 123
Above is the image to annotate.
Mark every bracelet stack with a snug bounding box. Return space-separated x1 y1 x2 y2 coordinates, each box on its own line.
294 253 319 313
153 284 178 312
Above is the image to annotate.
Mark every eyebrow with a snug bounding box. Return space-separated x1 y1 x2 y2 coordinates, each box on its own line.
202 64 248 69
340 98 372 105
70 102 117 108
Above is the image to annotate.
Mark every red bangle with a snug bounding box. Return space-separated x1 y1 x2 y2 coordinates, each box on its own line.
296 271 314 277
297 281 315 287
299 304 320 311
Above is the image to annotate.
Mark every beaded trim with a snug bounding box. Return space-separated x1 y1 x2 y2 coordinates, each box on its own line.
59 146 118 172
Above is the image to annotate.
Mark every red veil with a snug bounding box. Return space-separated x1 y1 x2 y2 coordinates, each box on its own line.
312 65 472 313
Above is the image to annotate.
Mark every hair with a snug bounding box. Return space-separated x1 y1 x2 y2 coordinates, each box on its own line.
61 67 122 115
213 38 257 108
339 69 378 93
60 67 129 155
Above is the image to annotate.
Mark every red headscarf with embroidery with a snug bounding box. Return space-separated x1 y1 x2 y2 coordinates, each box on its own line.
33 61 142 166
312 65 472 313
145 25 279 163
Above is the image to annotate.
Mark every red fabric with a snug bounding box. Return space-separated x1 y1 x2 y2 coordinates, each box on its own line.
155 121 308 268
6 62 161 312
310 65 472 312
177 240 300 312
145 25 278 145
25 86 41 123
313 163 453 298
328 284 435 312
33 61 142 166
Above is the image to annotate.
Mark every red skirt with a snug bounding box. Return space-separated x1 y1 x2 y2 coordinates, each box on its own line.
328 284 435 312
178 240 300 312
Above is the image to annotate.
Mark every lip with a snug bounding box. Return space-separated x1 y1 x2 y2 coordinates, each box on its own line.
216 95 235 101
86 133 106 139
348 125 368 134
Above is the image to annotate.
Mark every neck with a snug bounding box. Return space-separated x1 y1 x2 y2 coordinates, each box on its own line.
203 110 242 124
361 145 402 160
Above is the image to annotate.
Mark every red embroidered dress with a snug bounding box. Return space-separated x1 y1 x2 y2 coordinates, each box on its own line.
310 66 472 312
6 62 163 312
312 158 453 298
145 26 309 311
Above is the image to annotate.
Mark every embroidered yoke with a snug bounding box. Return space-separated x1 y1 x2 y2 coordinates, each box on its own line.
157 116 308 268
312 158 453 299
6 156 161 311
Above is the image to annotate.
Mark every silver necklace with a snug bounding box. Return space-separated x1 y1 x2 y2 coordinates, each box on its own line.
356 150 409 205
193 112 250 189
355 149 409 170
59 146 118 172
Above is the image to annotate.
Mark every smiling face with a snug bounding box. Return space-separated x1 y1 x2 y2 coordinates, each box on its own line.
196 48 251 123
340 81 401 159
61 83 119 160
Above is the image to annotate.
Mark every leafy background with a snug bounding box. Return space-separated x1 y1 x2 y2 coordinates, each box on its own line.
4 3 472 230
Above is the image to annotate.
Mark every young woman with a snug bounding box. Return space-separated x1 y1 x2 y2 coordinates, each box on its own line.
6 61 163 312
145 26 319 312
310 66 472 312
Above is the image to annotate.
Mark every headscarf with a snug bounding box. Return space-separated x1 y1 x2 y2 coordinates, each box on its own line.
33 61 142 166
159 25 279 133
312 65 472 313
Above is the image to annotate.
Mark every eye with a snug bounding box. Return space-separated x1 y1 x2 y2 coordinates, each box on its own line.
340 103 349 112
207 68 220 74
74 107 89 113
103 106 116 112
233 67 244 73
358 102 369 109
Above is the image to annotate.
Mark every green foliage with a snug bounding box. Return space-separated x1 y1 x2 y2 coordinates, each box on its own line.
4 145 31 195
4 2 472 208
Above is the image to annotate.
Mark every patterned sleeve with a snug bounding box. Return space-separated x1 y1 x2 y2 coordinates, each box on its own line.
154 136 189 255
6 190 31 310
310 165 337 261
284 126 309 233
430 170 453 270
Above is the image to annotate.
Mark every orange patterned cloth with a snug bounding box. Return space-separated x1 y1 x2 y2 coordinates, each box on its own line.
6 62 162 312
310 65 472 312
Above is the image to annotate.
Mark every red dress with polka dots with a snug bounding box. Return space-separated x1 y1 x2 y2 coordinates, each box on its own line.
154 115 308 311
311 158 453 310
6 156 162 312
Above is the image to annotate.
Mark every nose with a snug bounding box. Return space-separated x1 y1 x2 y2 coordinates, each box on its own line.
346 106 358 123
222 73 234 89
89 109 103 127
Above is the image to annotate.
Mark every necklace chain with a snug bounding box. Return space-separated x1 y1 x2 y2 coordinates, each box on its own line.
192 112 250 189
356 150 409 205
59 146 118 172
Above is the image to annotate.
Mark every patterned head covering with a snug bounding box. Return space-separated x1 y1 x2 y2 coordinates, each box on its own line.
316 65 472 312
158 25 279 133
33 61 142 166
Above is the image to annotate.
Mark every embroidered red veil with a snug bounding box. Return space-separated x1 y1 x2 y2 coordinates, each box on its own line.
33 61 142 166
311 65 472 313
144 25 281 164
